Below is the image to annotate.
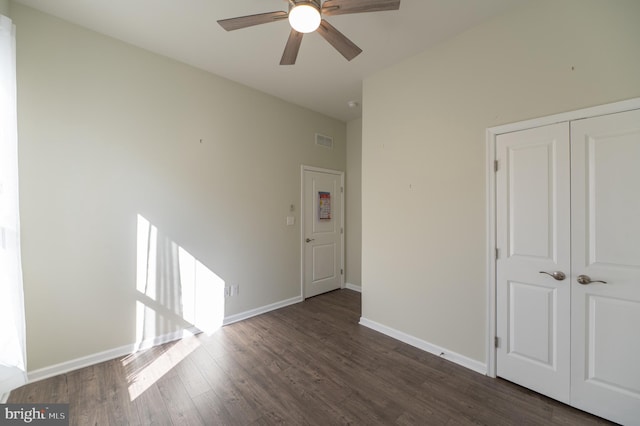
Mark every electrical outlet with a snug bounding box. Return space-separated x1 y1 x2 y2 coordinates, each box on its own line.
224 285 239 298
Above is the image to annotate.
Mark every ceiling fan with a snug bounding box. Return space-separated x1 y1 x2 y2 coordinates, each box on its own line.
217 0 401 65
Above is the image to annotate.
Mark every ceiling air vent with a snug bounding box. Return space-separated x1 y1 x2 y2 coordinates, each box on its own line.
315 133 333 149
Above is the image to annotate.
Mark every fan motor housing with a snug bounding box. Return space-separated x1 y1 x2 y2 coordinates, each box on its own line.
288 0 321 13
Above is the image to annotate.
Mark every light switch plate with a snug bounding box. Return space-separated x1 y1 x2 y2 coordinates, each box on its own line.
286 216 295 226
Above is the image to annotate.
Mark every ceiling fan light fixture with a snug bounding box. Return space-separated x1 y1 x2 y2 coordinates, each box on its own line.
288 2 321 33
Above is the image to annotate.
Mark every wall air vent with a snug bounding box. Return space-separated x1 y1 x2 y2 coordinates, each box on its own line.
315 133 334 149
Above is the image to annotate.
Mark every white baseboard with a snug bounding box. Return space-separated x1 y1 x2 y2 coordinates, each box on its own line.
345 283 361 292
28 346 132 384
27 296 303 385
223 295 302 325
134 326 202 353
359 317 486 375
28 326 201 384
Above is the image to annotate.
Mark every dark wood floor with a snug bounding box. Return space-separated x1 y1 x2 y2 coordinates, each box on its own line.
9 289 614 425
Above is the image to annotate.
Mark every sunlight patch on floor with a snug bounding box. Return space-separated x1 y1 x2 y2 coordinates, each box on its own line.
123 334 201 401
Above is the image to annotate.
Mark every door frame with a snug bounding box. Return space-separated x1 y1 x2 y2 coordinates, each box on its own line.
300 165 345 299
485 97 640 378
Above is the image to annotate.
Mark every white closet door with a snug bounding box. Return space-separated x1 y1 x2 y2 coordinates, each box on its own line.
496 123 571 403
570 108 640 426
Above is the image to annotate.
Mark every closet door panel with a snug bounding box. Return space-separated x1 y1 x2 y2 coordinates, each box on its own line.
570 108 640 426
496 123 571 403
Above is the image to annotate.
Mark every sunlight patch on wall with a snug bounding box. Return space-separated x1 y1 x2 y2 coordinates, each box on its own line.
136 215 158 344
177 245 225 333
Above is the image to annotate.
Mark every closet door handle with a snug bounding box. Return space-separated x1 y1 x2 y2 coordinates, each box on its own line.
539 271 566 281
305 238 315 243
577 275 607 285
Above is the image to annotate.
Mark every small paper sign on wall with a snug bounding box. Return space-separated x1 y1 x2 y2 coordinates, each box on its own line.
318 191 331 220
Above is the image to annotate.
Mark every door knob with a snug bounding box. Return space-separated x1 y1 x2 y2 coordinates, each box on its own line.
577 275 607 285
539 271 566 281
305 238 314 243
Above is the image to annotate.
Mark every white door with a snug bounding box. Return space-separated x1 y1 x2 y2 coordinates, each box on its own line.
495 123 571 403
302 167 343 298
570 109 640 425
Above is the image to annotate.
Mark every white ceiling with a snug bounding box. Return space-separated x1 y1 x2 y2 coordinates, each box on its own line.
13 0 530 122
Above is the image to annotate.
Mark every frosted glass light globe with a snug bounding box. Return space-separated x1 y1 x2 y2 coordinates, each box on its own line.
288 4 321 33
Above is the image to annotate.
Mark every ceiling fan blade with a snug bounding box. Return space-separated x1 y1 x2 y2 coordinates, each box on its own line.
280 30 304 65
316 20 362 61
321 0 400 16
217 11 288 31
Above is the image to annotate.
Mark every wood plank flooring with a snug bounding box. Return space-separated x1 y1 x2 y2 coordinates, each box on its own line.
8 289 614 425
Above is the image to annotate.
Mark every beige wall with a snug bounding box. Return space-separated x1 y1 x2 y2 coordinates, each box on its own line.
345 118 362 288
0 0 9 16
13 3 345 371
362 0 640 363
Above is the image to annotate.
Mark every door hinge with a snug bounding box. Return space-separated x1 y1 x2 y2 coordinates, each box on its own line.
341 186 344 193
341 227 344 234
340 268 344 275
495 336 500 348
494 160 499 172
495 248 499 259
